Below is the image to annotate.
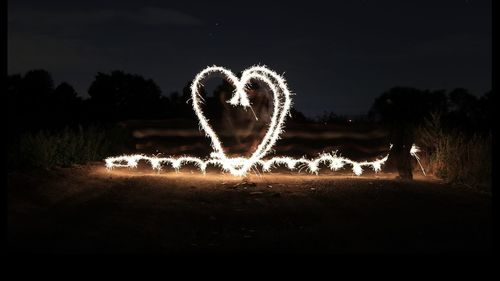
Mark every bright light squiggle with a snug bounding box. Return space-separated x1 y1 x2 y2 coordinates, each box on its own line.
104 65 424 177
105 151 390 176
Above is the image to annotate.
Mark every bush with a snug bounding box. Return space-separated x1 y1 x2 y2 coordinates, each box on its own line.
416 113 492 192
8 125 131 169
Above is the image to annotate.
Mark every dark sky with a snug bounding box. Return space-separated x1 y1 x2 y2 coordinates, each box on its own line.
8 0 491 116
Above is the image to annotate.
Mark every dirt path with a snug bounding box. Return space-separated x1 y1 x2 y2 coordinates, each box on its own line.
8 164 492 253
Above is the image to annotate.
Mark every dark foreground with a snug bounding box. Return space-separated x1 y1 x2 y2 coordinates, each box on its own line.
8 164 492 253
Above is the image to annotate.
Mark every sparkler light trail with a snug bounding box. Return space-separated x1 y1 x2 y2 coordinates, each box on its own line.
105 152 390 176
104 65 424 176
410 144 426 176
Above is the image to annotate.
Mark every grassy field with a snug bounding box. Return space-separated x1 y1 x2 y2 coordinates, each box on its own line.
8 164 492 253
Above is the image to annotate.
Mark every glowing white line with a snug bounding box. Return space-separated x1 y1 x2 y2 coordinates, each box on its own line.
105 151 390 176
104 65 424 177
189 65 292 176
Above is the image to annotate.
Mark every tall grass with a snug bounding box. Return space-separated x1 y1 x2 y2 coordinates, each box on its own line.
8 125 131 169
416 113 492 192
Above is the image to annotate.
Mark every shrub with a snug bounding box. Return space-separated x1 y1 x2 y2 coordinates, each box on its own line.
8 125 131 169
416 113 492 192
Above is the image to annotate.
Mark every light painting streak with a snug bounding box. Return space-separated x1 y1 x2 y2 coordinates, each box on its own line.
104 65 425 177
105 152 390 176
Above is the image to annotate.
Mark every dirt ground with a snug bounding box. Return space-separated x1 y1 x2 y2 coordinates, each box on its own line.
7 164 492 253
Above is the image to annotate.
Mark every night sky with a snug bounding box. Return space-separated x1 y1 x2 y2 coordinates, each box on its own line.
8 0 491 116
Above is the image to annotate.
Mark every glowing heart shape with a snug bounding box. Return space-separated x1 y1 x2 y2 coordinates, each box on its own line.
104 65 419 177
190 65 292 176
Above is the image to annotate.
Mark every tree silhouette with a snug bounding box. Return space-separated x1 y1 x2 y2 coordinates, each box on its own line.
316 111 347 124
8 70 57 132
289 107 311 123
88 70 163 121
53 82 80 104
21 69 54 99
446 88 491 135
48 82 83 127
